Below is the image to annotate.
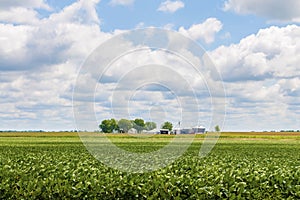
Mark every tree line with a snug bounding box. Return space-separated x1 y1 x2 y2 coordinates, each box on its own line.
99 118 173 133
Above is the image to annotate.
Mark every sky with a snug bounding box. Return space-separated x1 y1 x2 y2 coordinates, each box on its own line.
0 0 300 131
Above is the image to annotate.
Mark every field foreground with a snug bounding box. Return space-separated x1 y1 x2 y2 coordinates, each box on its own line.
0 132 300 199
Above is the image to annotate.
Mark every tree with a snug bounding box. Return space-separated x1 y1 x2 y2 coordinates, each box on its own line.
99 119 118 133
118 119 132 133
133 118 145 133
215 125 220 132
161 121 173 131
145 121 157 131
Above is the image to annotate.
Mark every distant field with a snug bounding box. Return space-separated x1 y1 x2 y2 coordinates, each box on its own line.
221 131 300 136
0 131 79 137
1 131 300 138
220 131 300 140
0 132 299 199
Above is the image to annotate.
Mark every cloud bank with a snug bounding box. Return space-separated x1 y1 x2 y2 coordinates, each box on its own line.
209 25 300 130
0 0 299 131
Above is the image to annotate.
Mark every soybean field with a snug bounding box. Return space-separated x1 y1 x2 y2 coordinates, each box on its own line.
0 132 300 199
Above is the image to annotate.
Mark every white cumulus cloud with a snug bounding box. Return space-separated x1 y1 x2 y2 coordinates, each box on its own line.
0 7 39 24
157 0 184 13
178 18 223 44
0 0 51 24
0 0 50 10
0 0 110 130
109 0 134 6
210 25 300 82
224 0 300 22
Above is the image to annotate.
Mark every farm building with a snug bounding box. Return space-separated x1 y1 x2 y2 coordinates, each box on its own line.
192 126 206 133
128 128 137 134
160 129 170 134
142 129 159 134
173 126 205 134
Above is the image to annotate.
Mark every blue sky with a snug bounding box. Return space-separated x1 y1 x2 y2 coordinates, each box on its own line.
42 0 268 48
0 0 300 131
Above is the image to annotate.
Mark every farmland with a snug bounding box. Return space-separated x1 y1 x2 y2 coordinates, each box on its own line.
0 132 300 199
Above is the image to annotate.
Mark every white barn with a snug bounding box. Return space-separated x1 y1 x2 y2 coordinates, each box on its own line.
173 126 205 134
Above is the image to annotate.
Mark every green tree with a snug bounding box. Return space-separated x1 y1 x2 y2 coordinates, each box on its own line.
118 119 132 133
161 121 173 131
133 118 145 133
99 119 118 133
215 125 220 132
145 121 157 131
